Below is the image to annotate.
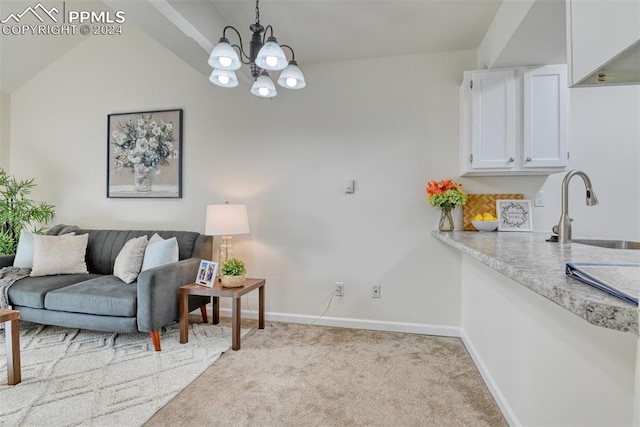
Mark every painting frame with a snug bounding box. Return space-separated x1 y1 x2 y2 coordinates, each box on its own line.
196 260 218 288
496 199 533 232
107 108 183 198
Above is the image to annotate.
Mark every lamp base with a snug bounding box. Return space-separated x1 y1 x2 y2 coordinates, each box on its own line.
218 235 234 277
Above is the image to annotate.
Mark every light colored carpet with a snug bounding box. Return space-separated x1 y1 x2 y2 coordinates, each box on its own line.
146 322 507 427
0 319 245 426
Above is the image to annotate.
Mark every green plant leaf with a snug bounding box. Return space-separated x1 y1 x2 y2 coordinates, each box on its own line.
221 258 246 276
0 169 55 255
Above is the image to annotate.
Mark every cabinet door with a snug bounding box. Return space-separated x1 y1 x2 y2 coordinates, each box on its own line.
523 65 568 168
470 70 517 169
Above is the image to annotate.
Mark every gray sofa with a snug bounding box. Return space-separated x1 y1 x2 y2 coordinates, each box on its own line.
0 229 212 351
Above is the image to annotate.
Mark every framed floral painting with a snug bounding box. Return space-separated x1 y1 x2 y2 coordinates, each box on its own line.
107 109 183 198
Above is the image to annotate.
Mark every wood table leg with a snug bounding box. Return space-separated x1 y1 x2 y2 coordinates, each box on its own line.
258 284 265 329
179 292 189 344
212 296 220 325
232 297 241 351
6 318 21 385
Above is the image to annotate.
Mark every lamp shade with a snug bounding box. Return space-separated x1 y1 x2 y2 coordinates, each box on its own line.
277 61 306 89
205 203 250 236
209 69 239 88
255 37 288 71
250 73 277 98
208 38 241 70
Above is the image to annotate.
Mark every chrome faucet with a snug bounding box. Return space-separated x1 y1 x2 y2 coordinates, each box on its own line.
552 170 599 243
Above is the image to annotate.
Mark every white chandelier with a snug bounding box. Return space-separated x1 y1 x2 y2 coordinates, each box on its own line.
208 0 306 98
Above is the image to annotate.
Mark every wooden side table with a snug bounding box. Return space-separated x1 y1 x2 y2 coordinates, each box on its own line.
0 309 20 385
179 278 265 351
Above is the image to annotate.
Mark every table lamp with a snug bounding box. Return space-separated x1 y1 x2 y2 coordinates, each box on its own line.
205 202 250 274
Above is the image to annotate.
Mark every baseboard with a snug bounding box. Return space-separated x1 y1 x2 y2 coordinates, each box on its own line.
460 330 520 427
213 308 462 337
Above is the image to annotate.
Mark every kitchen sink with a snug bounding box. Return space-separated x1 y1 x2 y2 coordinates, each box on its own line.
573 239 640 250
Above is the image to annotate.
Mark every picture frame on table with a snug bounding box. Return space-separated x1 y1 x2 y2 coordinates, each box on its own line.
196 260 218 288
107 108 183 198
496 199 533 232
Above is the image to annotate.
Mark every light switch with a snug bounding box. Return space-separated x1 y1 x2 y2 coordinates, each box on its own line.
534 191 545 207
344 179 355 194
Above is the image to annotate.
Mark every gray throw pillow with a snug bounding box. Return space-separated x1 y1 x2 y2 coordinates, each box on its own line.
113 235 149 284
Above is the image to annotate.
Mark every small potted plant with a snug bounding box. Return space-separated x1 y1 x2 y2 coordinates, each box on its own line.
220 258 246 288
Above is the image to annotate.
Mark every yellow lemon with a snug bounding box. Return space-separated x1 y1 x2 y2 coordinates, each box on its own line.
482 213 494 220
473 214 483 221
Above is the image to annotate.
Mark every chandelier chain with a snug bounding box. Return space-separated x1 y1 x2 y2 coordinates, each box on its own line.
255 0 260 25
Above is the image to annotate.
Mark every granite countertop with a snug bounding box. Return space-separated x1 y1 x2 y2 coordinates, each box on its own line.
432 231 639 335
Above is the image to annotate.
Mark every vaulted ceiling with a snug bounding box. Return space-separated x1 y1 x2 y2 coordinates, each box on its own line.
1 0 507 93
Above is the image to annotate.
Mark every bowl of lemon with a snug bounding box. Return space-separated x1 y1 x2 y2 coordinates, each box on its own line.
471 213 499 232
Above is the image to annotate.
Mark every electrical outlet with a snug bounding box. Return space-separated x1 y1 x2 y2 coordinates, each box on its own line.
372 285 381 298
335 282 344 296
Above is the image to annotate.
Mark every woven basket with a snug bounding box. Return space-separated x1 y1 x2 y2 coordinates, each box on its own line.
221 274 246 288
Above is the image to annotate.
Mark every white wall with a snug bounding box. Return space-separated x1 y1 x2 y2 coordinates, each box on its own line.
9 27 474 332
462 255 637 426
0 92 9 169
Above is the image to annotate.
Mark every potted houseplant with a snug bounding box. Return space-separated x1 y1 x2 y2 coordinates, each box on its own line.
0 169 55 255
220 258 246 288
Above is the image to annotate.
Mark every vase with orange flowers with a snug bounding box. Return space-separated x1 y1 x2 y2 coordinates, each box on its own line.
426 179 467 231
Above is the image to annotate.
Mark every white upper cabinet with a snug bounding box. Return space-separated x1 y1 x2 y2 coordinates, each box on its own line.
567 0 640 86
460 65 569 176
469 69 517 170
523 65 569 168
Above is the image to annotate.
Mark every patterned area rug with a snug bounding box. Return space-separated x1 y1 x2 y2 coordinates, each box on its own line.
0 320 243 426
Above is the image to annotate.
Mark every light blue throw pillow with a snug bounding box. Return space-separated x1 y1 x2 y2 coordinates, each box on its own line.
141 234 179 271
13 230 35 268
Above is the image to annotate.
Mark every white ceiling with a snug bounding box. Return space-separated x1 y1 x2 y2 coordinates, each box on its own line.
0 0 505 93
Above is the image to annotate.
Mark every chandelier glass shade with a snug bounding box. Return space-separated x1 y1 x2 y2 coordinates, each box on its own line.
209 68 239 88
207 0 306 98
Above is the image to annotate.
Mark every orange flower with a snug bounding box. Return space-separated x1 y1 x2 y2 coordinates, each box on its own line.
427 179 461 196
426 180 443 196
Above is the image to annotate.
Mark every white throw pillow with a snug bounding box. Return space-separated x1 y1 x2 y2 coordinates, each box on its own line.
141 234 179 271
113 235 148 284
30 234 89 277
13 230 35 268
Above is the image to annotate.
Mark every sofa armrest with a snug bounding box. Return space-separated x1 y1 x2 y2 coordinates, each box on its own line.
136 257 210 333
0 254 15 268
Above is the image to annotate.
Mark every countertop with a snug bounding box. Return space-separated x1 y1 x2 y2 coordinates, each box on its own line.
432 231 639 335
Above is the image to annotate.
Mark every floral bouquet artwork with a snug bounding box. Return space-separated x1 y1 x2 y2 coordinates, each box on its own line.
426 179 467 231
107 109 182 198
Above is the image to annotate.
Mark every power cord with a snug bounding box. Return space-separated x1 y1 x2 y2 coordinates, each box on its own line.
310 290 337 325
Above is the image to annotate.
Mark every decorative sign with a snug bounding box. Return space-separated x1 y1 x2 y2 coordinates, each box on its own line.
496 199 532 232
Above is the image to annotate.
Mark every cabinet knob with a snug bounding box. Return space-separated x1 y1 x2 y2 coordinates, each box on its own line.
526 156 532 162
508 157 514 163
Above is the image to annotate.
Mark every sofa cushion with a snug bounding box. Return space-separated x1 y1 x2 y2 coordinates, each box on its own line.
141 235 179 271
113 235 148 283
31 234 89 276
8 274 102 309
44 275 138 317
